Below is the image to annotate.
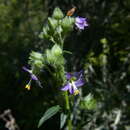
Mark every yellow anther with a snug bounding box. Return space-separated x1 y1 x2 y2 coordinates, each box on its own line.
74 90 79 95
25 84 31 90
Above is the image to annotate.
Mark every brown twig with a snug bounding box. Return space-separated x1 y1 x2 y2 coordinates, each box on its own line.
0 109 20 130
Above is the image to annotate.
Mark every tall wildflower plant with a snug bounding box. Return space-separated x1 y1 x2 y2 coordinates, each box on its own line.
23 7 88 130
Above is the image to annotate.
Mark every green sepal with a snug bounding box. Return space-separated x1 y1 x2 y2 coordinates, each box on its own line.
48 17 58 30
61 16 75 32
52 7 64 19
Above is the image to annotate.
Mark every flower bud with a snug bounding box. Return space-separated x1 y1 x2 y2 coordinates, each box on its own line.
34 60 43 68
48 17 58 30
29 51 43 68
39 26 50 39
52 44 62 56
30 51 43 60
52 7 64 19
61 16 75 32
46 50 55 63
43 27 49 38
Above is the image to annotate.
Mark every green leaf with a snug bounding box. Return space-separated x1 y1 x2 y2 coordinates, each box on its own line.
63 50 72 55
80 93 97 110
60 113 67 129
100 38 108 44
38 105 61 128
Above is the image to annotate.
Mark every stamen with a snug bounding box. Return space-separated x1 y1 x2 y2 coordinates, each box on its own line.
74 90 79 95
25 84 31 90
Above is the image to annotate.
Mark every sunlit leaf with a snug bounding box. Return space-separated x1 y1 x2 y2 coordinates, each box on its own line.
38 105 61 128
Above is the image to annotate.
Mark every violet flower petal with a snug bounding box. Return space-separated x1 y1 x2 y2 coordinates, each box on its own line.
61 83 71 91
75 23 85 29
74 78 85 87
22 66 31 74
76 17 86 23
31 74 38 81
65 73 72 80
73 72 79 78
68 82 78 94
73 70 83 78
68 85 74 94
75 17 88 30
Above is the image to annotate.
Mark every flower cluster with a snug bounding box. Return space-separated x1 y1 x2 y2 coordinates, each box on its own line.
22 7 88 95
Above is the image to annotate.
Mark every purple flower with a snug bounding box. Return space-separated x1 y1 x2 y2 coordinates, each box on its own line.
22 66 42 90
23 66 38 81
61 71 85 95
75 17 88 30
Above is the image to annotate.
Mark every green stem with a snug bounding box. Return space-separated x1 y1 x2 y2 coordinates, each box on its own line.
58 21 72 129
68 119 72 130
65 91 70 110
64 91 72 130
50 37 57 44
58 33 64 49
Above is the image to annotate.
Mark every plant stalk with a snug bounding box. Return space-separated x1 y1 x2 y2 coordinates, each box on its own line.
65 91 72 130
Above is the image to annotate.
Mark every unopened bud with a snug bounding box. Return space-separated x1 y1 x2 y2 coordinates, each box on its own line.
52 7 64 19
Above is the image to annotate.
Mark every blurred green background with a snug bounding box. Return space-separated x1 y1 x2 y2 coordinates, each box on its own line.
0 0 130 130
